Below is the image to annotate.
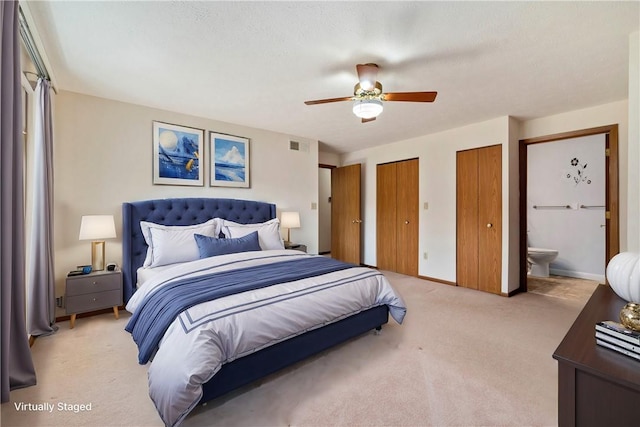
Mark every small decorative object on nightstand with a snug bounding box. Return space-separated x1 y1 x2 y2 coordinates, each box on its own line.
284 242 307 253
65 269 122 328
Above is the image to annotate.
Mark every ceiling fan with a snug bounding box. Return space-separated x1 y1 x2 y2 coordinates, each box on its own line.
304 63 437 123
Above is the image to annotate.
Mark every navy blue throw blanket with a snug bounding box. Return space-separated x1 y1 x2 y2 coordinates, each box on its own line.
126 256 355 364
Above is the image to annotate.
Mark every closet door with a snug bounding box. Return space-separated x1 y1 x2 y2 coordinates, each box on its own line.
376 159 419 276
396 159 419 276
477 145 502 294
456 145 501 294
376 162 397 271
456 149 479 289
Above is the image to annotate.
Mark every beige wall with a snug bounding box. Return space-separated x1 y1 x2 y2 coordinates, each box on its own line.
53 91 319 307
318 151 340 166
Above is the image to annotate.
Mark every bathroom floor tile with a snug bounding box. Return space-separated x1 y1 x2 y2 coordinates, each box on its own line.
527 275 600 302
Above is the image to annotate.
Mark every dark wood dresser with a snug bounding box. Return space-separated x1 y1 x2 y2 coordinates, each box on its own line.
553 285 640 427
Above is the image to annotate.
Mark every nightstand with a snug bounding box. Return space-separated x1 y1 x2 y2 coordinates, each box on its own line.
65 270 122 328
285 243 307 252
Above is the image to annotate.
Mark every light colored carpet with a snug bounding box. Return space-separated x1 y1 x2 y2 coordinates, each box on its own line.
1 272 593 427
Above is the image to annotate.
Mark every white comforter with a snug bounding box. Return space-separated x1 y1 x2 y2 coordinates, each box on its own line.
126 250 406 427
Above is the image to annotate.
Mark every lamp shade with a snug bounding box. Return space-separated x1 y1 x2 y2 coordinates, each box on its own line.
281 211 300 229
79 215 116 240
352 99 383 119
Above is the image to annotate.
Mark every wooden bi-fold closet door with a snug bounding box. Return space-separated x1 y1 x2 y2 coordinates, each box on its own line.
377 158 419 276
456 145 502 294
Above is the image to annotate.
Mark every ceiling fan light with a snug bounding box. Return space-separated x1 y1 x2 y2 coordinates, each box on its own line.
360 79 374 91
352 99 383 119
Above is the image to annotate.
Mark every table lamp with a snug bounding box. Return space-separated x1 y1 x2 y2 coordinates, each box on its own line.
79 215 116 271
281 211 300 244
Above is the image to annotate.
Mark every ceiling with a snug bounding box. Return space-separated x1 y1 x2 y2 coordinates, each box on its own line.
25 1 639 154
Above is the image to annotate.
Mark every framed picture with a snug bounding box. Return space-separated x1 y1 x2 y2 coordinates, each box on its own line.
152 121 204 186
210 132 250 188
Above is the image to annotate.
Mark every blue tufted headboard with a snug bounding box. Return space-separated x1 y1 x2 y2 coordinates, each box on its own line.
122 198 276 303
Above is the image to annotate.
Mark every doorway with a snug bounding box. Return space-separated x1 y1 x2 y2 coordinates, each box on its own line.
318 164 334 255
519 125 619 292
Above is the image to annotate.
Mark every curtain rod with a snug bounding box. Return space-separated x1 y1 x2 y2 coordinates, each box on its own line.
18 6 50 82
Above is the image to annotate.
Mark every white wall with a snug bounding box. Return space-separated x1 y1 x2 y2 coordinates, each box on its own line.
53 91 319 307
527 134 606 281
507 116 521 291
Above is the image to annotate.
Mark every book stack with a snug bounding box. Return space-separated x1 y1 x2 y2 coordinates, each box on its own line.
595 320 640 361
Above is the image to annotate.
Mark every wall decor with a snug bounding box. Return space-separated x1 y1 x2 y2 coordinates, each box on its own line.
565 157 591 186
210 132 250 188
153 121 204 186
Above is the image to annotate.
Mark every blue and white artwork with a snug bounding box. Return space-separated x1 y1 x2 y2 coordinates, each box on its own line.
210 132 250 188
153 121 204 186
214 138 245 182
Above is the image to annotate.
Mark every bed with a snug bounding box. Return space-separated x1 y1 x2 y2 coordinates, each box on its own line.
122 197 406 426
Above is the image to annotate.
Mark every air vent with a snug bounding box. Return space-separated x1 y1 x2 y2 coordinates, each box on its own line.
289 140 300 151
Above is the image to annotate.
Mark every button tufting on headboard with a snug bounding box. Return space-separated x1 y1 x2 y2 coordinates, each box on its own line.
121 198 276 304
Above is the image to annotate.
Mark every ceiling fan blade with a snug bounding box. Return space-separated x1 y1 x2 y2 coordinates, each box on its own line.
362 117 376 123
356 63 379 91
382 91 438 102
304 96 353 105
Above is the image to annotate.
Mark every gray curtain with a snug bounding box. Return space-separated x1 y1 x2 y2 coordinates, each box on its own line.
27 78 57 336
1 0 37 402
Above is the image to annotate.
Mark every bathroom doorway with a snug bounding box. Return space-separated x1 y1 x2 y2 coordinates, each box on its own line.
518 125 619 293
318 164 334 255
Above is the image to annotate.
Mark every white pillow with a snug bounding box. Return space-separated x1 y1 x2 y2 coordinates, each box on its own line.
140 219 219 267
223 218 284 250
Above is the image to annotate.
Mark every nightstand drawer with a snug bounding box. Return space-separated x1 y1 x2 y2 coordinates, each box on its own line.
66 273 120 296
66 290 121 314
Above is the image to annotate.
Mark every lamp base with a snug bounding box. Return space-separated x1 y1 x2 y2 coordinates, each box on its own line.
91 240 106 271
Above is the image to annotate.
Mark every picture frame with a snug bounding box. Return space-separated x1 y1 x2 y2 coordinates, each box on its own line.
152 121 204 186
210 132 250 188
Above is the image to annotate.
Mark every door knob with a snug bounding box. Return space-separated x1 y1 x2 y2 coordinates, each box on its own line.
404 220 410 224
487 223 493 228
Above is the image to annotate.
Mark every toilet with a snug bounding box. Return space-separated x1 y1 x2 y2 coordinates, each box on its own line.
527 247 559 278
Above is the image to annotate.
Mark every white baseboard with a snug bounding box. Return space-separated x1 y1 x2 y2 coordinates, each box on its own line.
549 268 605 283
